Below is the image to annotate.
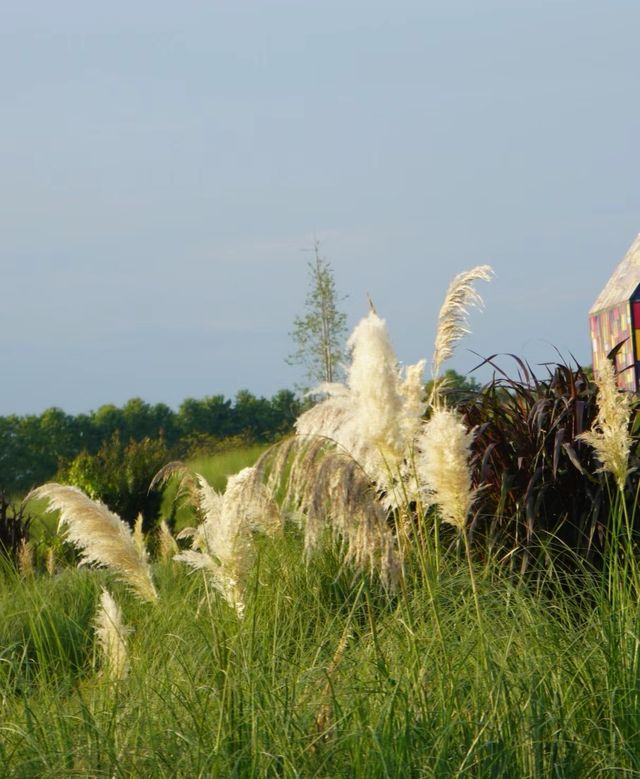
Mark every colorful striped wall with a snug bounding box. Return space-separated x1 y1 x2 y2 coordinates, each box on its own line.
589 302 636 391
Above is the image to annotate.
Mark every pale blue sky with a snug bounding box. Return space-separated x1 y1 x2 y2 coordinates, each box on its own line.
1 1 638 414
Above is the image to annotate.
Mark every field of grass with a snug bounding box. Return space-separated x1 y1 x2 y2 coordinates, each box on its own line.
2 522 640 777
159 444 270 531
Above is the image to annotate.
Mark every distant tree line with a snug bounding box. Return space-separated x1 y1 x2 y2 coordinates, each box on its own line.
0 389 301 495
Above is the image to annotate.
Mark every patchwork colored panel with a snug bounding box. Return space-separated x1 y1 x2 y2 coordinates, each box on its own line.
590 303 635 390
589 234 640 392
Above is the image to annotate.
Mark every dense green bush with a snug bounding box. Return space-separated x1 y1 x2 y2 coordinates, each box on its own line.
58 434 170 530
0 493 31 567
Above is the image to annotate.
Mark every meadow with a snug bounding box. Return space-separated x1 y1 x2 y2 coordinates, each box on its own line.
2 265 640 777
2 516 640 777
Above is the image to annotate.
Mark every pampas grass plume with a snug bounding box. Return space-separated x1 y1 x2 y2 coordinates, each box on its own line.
27 484 158 602
431 265 493 391
417 408 477 530
94 588 131 682
297 311 425 496
174 468 261 617
578 359 632 491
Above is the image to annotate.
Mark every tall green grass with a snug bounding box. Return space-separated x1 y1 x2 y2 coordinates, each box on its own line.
2 527 640 778
160 444 269 531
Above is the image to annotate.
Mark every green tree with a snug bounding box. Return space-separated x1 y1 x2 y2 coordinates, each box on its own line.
287 241 348 389
233 390 273 441
177 395 233 438
424 369 481 405
60 433 170 529
269 389 302 435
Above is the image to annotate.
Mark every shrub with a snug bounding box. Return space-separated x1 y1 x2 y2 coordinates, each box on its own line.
458 357 640 571
58 433 170 530
0 493 31 567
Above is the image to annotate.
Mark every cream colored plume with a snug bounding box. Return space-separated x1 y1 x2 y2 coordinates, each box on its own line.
27 484 158 602
94 588 131 681
345 311 408 467
398 358 427 443
174 467 276 617
416 407 477 530
431 265 493 395
578 359 632 491
296 311 426 502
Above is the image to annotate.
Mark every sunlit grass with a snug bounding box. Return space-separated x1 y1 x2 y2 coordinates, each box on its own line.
160 444 269 531
1 528 640 777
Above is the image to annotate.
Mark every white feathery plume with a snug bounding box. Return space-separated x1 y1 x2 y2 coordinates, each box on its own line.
398 358 427 446
94 588 132 682
236 466 283 536
394 359 429 507
27 484 158 602
175 468 267 617
431 265 493 394
578 359 632 491
344 311 407 473
278 437 401 588
296 311 425 499
295 394 353 449
416 408 477 531
289 267 491 572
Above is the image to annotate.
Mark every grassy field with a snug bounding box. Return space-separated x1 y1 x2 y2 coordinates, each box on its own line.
158 444 270 531
2 516 640 777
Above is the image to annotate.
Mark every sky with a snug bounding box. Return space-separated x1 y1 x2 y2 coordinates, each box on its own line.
1 1 639 416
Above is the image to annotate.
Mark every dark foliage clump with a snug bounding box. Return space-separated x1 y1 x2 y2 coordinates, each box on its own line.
0 493 31 564
456 357 640 573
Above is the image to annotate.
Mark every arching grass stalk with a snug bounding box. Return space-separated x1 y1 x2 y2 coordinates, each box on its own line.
25 484 158 602
430 265 493 408
462 524 488 669
309 578 365 749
